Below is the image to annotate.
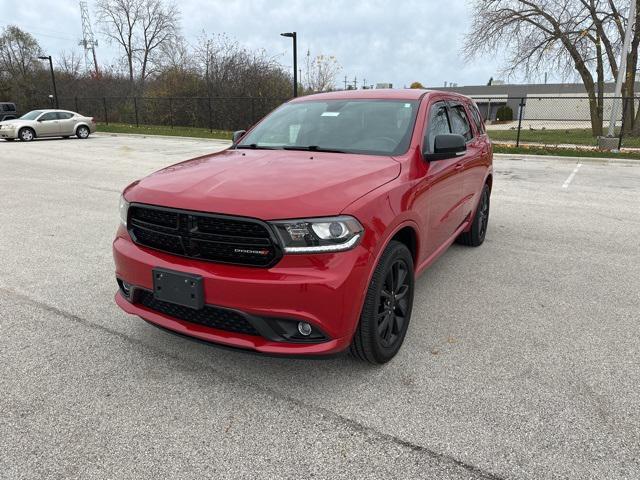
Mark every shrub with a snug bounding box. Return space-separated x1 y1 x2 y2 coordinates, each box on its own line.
496 105 513 121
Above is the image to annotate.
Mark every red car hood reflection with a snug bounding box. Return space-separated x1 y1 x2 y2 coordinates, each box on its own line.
125 148 401 219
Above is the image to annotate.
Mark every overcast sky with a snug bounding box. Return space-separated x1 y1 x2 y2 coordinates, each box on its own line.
8 0 506 88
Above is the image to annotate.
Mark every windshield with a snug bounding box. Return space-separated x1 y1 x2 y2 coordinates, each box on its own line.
238 99 419 156
20 110 44 120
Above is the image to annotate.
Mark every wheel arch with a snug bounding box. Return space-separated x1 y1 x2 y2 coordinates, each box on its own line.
485 173 493 193
18 126 36 138
75 122 91 133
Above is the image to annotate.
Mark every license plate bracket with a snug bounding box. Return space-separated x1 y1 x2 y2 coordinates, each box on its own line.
152 268 204 310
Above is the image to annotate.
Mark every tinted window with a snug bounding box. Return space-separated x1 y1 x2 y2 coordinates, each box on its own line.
449 104 473 141
424 103 451 153
2 104 15 112
238 100 419 156
57 112 74 119
469 103 485 134
39 112 58 121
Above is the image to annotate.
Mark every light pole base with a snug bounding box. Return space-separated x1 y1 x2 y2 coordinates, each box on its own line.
598 136 620 151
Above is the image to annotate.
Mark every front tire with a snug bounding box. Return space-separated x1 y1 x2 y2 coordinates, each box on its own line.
19 128 35 142
456 184 490 247
350 241 414 364
76 125 90 139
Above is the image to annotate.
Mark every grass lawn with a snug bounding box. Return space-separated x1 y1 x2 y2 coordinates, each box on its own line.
96 122 639 161
489 127 640 148
97 123 233 140
493 144 640 161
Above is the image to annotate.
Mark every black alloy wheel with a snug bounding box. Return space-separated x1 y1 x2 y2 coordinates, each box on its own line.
350 240 414 364
377 259 411 348
456 183 490 247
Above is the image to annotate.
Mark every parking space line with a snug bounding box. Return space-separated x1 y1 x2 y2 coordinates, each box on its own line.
562 163 582 189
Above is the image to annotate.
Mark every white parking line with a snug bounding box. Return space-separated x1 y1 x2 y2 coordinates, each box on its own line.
562 163 582 189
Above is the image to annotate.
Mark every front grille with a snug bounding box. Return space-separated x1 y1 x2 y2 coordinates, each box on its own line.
128 204 281 267
136 289 259 336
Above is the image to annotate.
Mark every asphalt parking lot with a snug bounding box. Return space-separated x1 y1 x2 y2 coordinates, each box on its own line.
1 133 639 480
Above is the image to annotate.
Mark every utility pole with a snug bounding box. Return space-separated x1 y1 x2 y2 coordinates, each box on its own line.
343 75 348 90
353 76 357 89
608 0 637 136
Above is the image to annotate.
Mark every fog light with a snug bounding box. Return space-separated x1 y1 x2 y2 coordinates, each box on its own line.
297 321 312 336
121 281 132 297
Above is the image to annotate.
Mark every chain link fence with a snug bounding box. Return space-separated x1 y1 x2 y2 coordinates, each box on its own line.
33 96 289 133
16 94 640 149
473 96 640 149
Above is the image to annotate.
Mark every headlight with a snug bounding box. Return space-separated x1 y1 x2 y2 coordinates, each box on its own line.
270 216 363 253
119 195 129 227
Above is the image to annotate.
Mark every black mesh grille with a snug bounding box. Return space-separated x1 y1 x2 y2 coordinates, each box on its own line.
136 290 259 336
128 204 281 267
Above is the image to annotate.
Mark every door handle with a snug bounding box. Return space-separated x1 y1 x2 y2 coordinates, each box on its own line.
455 163 464 171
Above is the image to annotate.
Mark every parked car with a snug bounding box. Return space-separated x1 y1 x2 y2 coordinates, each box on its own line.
113 89 493 363
0 102 18 121
0 109 96 142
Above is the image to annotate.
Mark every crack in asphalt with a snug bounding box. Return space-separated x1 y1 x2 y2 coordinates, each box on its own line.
1 287 508 480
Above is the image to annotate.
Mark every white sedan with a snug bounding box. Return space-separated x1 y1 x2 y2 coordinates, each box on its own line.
0 109 96 142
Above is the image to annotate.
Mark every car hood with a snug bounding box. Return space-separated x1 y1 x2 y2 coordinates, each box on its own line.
125 148 401 219
0 119 26 126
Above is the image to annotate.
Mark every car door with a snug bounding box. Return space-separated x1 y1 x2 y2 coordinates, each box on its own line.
462 101 491 215
36 112 61 136
446 101 480 221
56 112 76 135
415 100 465 259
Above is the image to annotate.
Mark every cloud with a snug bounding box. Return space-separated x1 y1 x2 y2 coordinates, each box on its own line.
8 0 499 88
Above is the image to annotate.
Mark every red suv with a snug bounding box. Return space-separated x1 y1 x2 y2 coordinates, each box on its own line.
113 89 492 363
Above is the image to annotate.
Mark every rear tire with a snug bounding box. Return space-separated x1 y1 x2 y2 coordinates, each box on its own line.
18 128 35 142
76 125 90 139
456 184 490 247
350 241 414 364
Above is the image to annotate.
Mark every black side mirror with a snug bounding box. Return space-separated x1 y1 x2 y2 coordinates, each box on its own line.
423 134 466 161
232 130 246 145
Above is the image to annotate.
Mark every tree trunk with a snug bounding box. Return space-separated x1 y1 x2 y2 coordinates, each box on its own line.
588 92 604 137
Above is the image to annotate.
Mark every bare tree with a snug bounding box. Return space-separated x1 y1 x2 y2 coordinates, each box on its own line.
57 50 84 79
194 33 290 97
96 0 179 91
304 51 341 92
464 0 639 136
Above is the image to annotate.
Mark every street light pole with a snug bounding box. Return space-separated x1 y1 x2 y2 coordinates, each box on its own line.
280 32 297 97
39 55 59 109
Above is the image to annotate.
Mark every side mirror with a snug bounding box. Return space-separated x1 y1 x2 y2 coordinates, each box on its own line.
232 130 246 145
423 134 466 161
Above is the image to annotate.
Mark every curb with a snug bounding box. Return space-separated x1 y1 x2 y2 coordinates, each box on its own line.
94 131 232 143
494 153 640 166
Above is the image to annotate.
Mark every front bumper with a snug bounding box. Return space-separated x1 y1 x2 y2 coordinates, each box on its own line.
113 227 372 355
0 128 17 139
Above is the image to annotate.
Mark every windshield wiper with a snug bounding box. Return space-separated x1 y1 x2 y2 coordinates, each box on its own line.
282 145 346 153
236 144 281 150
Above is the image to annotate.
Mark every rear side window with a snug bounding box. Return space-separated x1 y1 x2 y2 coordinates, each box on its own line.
424 102 451 153
2 104 15 112
448 104 473 141
39 112 57 121
469 103 485 134
57 112 74 119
